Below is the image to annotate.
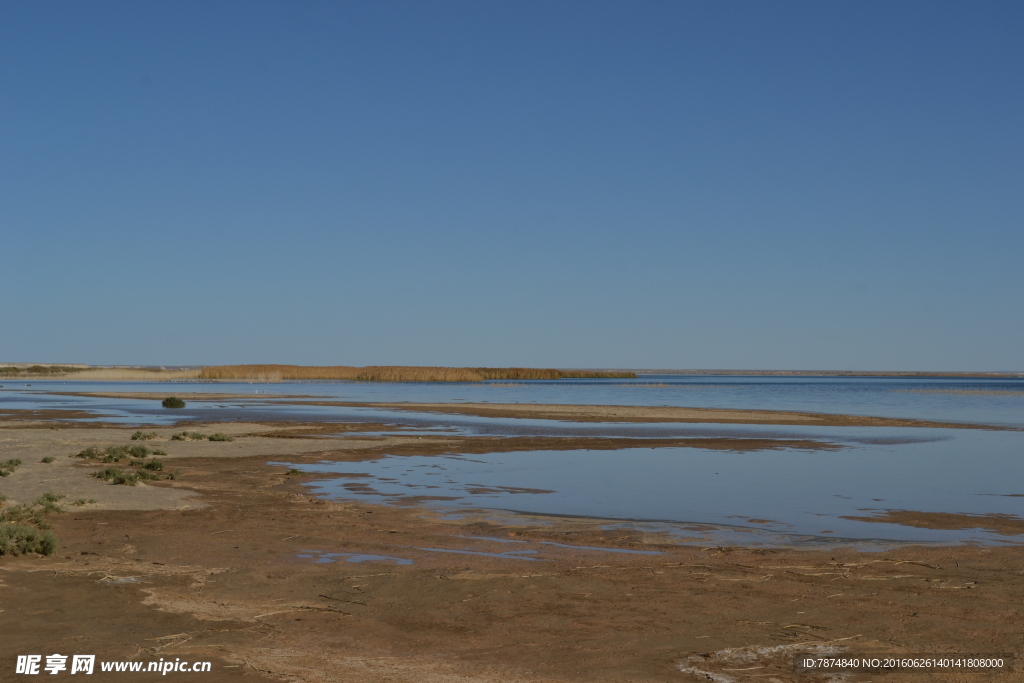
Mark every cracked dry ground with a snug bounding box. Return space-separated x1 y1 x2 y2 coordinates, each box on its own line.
1 422 1023 682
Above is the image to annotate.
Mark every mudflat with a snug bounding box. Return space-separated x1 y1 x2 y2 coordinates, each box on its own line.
1 419 1022 682
293 400 1017 430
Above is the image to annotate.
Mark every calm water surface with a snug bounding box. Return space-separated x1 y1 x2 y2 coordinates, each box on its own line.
3 376 1022 546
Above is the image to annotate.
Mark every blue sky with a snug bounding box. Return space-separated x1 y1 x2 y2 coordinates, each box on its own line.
1 1 1021 370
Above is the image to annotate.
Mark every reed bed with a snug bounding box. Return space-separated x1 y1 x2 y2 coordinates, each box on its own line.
200 365 636 382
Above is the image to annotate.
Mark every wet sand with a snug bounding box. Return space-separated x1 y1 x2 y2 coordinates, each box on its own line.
1 421 1023 682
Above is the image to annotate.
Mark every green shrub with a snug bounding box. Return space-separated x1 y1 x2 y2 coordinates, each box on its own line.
128 445 150 458
286 469 303 476
131 431 158 441
208 433 234 442
172 431 207 441
162 396 185 409
151 449 167 455
93 467 139 486
0 459 22 477
35 493 65 514
40 456 55 464
142 459 163 471
0 524 58 556
0 493 66 548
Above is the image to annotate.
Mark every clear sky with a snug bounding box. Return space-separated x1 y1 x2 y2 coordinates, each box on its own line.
2 1 1021 370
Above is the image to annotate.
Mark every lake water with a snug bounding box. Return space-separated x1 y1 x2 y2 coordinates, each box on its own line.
3 376 1023 546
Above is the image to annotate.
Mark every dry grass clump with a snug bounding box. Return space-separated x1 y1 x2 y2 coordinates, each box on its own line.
74 445 164 463
200 365 636 382
91 457 176 486
0 492 63 556
0 459 22 477
170 431 234 442
131 431 159 441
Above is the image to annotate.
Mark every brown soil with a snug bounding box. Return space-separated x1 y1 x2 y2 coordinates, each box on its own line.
1 423 1022 682
842 510 1024 536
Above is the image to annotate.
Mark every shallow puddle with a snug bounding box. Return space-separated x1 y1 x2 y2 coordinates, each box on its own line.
296 551 413 565
287 427 1024 546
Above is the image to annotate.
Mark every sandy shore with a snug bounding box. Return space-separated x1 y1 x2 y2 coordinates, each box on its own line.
1 420 1022 682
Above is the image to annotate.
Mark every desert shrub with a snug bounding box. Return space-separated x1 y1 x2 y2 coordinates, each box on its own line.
0 459 22 477
35 493 65 514
40 456 55 464
162 396 185 409
0 493 65 554
142 459 164 471
151 449 167 455
131 431 158 441
286 469 304 476
0 524 58 556
172 431 207 441
93 467 139 486
71 499 96 507
76 445 154 463
208 433 234 442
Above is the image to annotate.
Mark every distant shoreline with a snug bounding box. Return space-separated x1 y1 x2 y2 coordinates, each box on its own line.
631 369 1023 378
1 363 1020 381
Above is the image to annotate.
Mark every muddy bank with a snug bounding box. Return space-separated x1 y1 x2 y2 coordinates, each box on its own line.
292 401 1015 430
842 510 1024 536
2 422 1022 682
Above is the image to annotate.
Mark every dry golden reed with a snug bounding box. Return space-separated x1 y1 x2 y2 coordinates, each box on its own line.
199 365 635 382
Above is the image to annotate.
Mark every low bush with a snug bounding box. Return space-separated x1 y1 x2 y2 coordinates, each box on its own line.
208 433 234 442
131 431 158 441
92 467 139 486
40 456 55 464
76 445 154 463
162 396 185 409
0 524 58 556
142 459 164 471
151 449 167 455
0 493 64 555
171 431 208 441
71 498 97 507
0 459 22 477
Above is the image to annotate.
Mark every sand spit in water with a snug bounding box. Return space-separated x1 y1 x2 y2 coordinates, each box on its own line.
284 400 1017 431
842 510 1024 536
